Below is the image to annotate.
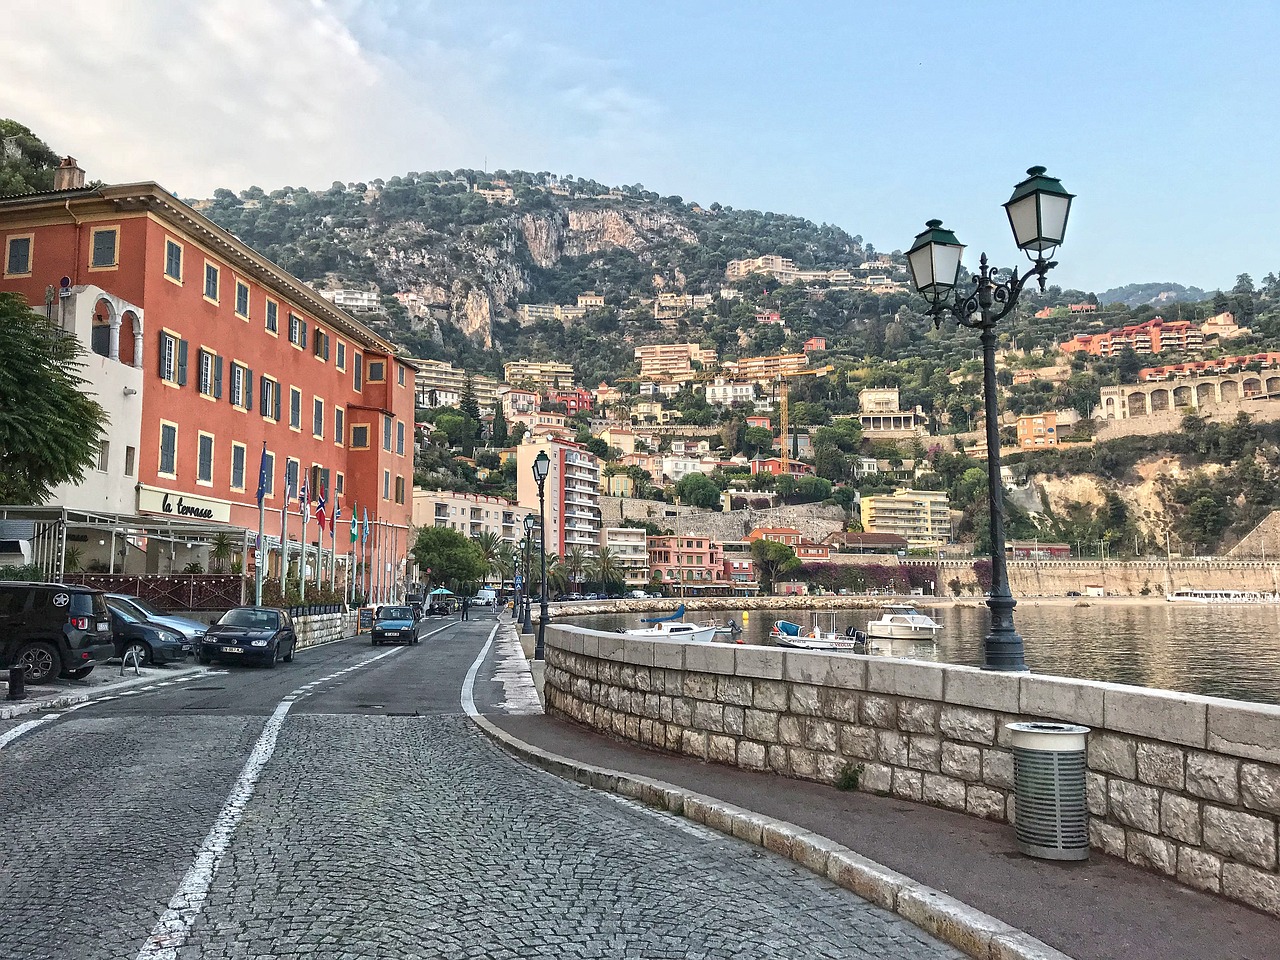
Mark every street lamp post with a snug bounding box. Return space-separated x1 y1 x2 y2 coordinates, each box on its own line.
906 166 1074 672
522 513 536 634
532 450 551 659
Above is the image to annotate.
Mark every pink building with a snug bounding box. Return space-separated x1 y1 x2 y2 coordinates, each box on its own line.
803 336 827 353
749 457 814 478
648 535 725 592
549 386 594 415
747 527 829 559
746 415 772 430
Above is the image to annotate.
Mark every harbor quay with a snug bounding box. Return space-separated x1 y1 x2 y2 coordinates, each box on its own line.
541 623 1280 920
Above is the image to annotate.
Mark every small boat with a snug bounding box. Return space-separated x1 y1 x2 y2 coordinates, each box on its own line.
622 604 718 643
1165 589 1280 603
771 619 868 652
865 604 942 641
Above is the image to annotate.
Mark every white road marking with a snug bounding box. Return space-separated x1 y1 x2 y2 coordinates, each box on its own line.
0 716 60 750
460 624 501 718
491 630 543 716
134 644 408 959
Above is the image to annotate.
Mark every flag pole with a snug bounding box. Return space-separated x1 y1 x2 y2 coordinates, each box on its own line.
255 443 267 607
299 485 309 604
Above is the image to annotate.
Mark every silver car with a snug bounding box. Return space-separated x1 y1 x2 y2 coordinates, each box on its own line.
106 594 208 645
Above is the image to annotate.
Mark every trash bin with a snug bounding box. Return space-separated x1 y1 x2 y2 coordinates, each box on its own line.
1006 721 1090 861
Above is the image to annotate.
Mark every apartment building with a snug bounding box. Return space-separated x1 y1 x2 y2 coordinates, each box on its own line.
318 288 380 313
1016 412 1058 448
849 387 929 439
601 526 649 588
652 292 715 321
634 342 718 380
859 489 952 548
0 165 414 563
1059 317 1205 357
724 352 809 385
516 438 602 557
411 490 531 543
503 360 575 391
413 359 500 410
648 535 725 591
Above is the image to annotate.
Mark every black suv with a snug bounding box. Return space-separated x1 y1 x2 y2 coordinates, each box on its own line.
0 581 115 683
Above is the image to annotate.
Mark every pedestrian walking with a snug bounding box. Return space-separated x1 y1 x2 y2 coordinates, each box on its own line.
461 596 470 621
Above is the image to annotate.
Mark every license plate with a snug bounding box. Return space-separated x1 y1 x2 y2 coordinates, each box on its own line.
181 644 192 651
97 622 110 632
383 631 400 636
221 646 244 654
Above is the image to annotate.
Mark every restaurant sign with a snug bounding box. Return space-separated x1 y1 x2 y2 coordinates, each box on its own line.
136 485 232 524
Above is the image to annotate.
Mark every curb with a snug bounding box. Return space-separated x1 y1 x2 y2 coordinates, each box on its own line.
467 707 1074 960
1 663 211 720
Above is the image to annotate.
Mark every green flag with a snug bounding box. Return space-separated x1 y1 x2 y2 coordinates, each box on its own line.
350 506 358 544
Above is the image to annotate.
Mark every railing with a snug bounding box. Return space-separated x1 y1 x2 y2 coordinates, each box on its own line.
63 574 244 610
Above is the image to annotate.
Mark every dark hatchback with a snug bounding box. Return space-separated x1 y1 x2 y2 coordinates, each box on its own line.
198 607 297 667
371 606 419 646
0 581 115 683
105 599 191 666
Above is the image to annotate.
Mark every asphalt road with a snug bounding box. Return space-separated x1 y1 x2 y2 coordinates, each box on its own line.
0 614 962 960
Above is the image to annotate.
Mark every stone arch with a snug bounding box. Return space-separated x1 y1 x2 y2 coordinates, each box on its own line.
91 297 116 359
119 310 140 367
1173 385 1192 408
1127 391 1148 416
1243 377 1262 398
1221 379 1240 402
1196 382 1216 407
1149 388 1170 412
1266 376 1280 395
1104 396 1116 420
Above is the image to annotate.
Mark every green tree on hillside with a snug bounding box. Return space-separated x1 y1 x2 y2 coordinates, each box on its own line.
0 294 108 503
674 473 722 510
751 539 800 595
0 120 59 195
412 527 488 590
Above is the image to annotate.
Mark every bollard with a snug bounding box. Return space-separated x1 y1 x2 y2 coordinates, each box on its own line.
7 665 26 701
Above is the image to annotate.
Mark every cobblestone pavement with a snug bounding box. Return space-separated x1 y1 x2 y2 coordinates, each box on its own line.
0 624 965 959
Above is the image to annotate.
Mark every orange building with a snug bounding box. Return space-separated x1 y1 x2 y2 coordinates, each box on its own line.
1016 412 1058 448
0 165 415 597
1059 317 1203 357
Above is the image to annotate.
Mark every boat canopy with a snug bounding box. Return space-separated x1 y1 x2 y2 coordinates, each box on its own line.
642 604 685 623
772 620 803 637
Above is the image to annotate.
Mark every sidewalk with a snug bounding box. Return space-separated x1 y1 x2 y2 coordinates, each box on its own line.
1 661 208 720
482 625 1280 960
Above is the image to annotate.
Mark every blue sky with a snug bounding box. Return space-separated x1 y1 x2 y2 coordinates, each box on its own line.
6 0 1276 292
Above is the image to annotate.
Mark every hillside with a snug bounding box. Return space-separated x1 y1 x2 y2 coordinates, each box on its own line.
1097 281 1210 308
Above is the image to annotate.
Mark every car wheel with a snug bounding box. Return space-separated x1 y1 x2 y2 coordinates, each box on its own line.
123 640 152 667
15 642 62 684
265 644 278 669
197 651 212 665
283 641 294 663
372 637 380 646
60 665 95 680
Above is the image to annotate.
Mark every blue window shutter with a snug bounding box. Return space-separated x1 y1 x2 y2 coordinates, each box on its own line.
323 334 330 361
273 385 281 422
177 340 189 386
214 356 223 399
246 368 254 410
260 380 269 418
301 321 308 351
157 331 167 378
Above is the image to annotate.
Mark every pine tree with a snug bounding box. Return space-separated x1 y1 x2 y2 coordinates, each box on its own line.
491 402 509 447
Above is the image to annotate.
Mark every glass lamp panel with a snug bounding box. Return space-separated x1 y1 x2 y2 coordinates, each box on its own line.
1006 193 1042 250
1037 192 1072 247
930 243 963 292
907 244 936 292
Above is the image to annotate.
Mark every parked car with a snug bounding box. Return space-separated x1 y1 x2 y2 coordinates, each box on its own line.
106 594 208 645
372 605 419 646
198 607 297 667
0 581 115 683
629 590 647 599
106 599 190 666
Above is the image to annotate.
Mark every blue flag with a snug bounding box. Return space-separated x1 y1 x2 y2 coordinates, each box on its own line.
255 443 270 506
362 507 370 543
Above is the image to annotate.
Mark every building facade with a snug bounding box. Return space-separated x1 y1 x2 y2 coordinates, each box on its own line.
601 526 649 588
726 353 809 384
1059 317 1205 357
413 360 500 410
634 342 717 380
503 360 575 391
1016 412 1058 448
647 535 725 592
859 489 951 548
411 490 531 544
516 438 602 558
0 173 415 590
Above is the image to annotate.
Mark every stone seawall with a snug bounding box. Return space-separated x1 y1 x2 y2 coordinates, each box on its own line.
543 625 1280 918
294 611 358 649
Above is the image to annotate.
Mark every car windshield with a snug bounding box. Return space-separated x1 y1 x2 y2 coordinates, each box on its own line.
125 597 165 617
378 607 412 620
219 608 279 629
108 600 141 624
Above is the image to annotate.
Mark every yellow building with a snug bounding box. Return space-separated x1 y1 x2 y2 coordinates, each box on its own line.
412 359 500 409
725 352 809 385
503 360 575 391
1016 412 1058 448
859 489 951 548
634 342 718 380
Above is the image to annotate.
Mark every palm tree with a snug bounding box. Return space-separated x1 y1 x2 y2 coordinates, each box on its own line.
563 545 589 591
529 553 567 596
208 532 235 573
493 541 516 588
591 546 622 591
472 530 501 581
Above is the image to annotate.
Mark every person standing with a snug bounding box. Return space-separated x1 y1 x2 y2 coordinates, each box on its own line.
461 596 470 621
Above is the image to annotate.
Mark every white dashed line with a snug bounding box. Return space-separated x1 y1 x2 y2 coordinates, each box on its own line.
0 716 61 750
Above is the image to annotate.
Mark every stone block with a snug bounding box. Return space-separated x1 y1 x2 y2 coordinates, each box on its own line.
1089 820 1126 858
633 668 653 694
659 696 674 723
1203 806 1277 869
860 694 897 729
922 773 966 811
1104 685 1207 748
1176 847 1222 894
733 644 784 679
680 729 707 759
891 768 923 801
867 658 946 701
1186 751 1239 803
779 715 804 747
708 734 738 764
819 688 860 723
621 638 653 666
1017 674 1105 727
650 639 684 669
790 748 821 779
877 730 908 765
1125 832 1176 875
1086 772 1108 817
715 675 754 707
966 785 1007 821
672 697 693 727
861 762 893 793
744 709 779 743
642 693 661 719
598 633 626 661
768 744 790 775
1088 733 1137 780
804 718 838 752
665 724 684 752
1222 862 1280 917
941 742 983 782
753 679 790 711
722 706 744 736
898 888 1022 960
790 683 822 716
683 672 716 701
664 670 685 696
1108 780 1161 833
908 735 942 773
783 650 834 685
826 850 910 911
1241 762 1280 816
939 705 996 745
1159 792 1201 845
1207 700 1280 765
1136 742 1185 790
982 749 1015 790
683 643 735 676
762 822 797 857
839 724 878 760
942 665 1021 713
898 701 939 734
737 740 768 771
692 700 724 733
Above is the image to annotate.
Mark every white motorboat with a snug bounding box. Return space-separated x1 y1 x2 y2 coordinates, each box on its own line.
770 619 868 652
865 604 942 641
623 620 718 643
1165 589 1280 603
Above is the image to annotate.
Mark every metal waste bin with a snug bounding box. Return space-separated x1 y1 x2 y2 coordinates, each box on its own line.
1007 721 1090 861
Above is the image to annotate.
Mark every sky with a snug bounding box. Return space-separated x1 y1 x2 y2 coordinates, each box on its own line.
5 0 1277 293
